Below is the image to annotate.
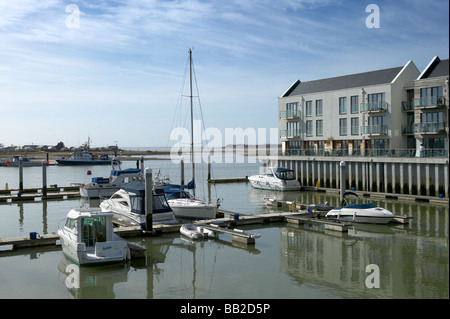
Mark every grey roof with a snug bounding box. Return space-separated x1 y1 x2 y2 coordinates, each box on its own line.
283 66 403 97
420 58 449 79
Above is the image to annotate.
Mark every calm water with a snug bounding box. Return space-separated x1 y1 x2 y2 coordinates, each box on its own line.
0 158 448 299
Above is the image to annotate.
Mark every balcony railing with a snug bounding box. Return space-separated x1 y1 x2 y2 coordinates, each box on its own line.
401 125 415 135
280 129 301 138
360 101 389 113
413 96 447 108
414 122 445 134
279 110 300 118
279 148 448 158
401 101 414 111
361 125 388 135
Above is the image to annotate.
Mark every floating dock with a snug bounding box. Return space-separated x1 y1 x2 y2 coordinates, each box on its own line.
0 208 414 251
208 177 248 184
0 185 80 203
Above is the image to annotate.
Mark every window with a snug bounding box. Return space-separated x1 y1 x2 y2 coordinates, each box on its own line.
351 96 359 113
316 120 323 136
306 101 312 116
420 86 443 98
367 93 386 111
371 139 385 149
421 111 443 123
351 117 359 135
306 120 313 136
339 97 347 114
287 121 299 136
368 116 385 134
315 100 323 116
286 102 298 117
339 118 347 135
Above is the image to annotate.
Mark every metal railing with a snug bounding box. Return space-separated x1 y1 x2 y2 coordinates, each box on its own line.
360 101 389 112
279 110 300 118
280 129 301 138
361 125 388 135
414 122 445 134
278 148 448 158
413 96 447 108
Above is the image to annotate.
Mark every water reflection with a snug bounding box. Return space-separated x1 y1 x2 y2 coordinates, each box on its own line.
57 255 130 298
279 214 449 298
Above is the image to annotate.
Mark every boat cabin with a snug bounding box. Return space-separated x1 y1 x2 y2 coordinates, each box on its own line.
63 209 115 247
119 181 173 216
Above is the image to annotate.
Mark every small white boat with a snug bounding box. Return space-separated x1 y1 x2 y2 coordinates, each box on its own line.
325 192 394 224
80 161 143 198
57 208 130 266
248 167 303 191
167 194 218 220
180 223 215 240
100 181 179 228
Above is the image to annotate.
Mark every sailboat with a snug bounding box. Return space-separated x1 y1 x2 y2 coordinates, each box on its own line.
158 49 219 220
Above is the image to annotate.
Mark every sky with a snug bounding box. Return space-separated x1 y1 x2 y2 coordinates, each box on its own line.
0 0 449 149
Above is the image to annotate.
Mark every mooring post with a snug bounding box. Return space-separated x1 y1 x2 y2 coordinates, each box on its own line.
208 155 211 181
42 160 47 199
140 156 144 171
19 157 23 193
145 168 153 232
180 160 184 185
340 161 346 204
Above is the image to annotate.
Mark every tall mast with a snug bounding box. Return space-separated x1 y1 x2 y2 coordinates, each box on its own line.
189 48 195 197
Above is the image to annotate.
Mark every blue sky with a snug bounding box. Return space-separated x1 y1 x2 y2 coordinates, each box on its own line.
0 0 448 148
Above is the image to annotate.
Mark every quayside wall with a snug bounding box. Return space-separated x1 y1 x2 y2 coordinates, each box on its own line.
260 156 449 199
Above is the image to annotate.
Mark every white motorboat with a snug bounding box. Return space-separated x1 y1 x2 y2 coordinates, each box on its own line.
80 161 144 198
248 167 303 191
325 192 395 224
100 181 179 228
57 208 130 266
180 223 215 240
163 188 218 220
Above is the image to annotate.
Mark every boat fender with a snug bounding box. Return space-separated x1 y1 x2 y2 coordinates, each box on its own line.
352 212 357 221
126 247 131 260
234 229 244 233
291 201 296 212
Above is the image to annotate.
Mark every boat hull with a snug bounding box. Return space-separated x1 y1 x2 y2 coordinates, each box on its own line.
56 160 112 166
326 208 394 224
168 199 217 220
58 231 129 266
248 178 302 191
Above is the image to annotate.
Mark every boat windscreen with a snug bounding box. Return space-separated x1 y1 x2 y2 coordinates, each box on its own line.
153 194 173 214
275 169 296 180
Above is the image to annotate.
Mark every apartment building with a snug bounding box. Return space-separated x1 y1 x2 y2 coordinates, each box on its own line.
409 56 449 155
278 57 448 156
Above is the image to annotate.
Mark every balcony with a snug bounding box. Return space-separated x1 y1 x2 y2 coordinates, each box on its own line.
361 125 388 136
360 102 389 113
414 122 445 134
401 101 414 112
401 124 415 135
279 110 300 119
280 129 301 139
413 96 447 109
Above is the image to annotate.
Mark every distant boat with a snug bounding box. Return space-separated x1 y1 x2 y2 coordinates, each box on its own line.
248 167 303 191
57 208 130 266
79 160 143 198
325 192 395 224
0 156 46 167
56 150 117 166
